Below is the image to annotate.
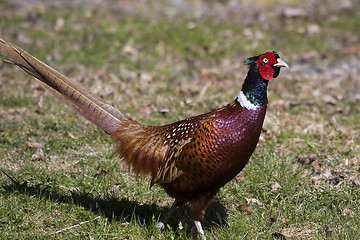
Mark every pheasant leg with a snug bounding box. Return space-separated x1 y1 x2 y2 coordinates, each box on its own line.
156 200 179 231
194 220 206 240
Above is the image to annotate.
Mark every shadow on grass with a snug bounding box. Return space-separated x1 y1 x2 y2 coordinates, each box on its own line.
1 173 228 230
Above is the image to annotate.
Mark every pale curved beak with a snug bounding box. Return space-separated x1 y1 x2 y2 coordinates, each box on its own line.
274 58 289 68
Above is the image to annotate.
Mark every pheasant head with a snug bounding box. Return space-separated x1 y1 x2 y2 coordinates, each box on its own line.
238 51 289 109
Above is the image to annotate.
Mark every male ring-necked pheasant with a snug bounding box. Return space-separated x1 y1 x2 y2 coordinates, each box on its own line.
0 38 288 240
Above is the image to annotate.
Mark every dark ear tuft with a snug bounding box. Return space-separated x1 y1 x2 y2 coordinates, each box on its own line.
272 51 280 59
244 55 259 66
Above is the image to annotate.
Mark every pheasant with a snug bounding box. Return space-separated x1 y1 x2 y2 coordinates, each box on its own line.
0 38 288 240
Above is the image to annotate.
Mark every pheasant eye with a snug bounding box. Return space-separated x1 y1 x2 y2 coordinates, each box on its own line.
263 58 269 63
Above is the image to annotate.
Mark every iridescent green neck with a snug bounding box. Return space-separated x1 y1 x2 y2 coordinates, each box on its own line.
240 65 268 106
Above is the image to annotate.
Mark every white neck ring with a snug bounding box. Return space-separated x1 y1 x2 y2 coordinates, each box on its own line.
237 91 259 110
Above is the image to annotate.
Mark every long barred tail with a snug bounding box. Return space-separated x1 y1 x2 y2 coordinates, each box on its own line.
0 37 169 179
0 37 128 135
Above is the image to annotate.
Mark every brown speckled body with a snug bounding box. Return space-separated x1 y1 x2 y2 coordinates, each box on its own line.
162 101 266 203
112 100 267 220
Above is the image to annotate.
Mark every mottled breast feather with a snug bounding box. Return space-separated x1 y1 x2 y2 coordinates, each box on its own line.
161 100 267 202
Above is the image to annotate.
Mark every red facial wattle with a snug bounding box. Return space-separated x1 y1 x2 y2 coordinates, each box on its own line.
255 52 277 81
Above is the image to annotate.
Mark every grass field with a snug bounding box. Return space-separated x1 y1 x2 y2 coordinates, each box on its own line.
1 0 360 239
